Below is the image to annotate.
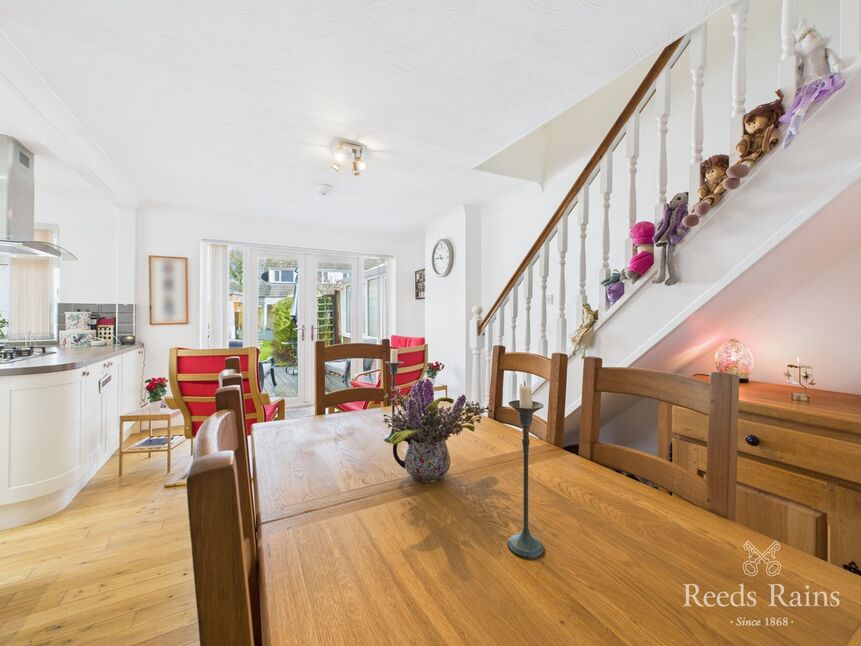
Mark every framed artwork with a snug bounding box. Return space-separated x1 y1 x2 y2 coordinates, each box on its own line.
415 269 426 300
149 255 189 325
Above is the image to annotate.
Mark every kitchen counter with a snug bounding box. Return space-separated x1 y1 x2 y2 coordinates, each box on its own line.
0 343 143 375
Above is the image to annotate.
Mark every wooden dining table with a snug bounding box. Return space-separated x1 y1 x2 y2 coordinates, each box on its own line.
252 408 861 645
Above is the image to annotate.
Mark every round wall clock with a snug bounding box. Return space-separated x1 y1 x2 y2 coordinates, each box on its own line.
431 238 454 277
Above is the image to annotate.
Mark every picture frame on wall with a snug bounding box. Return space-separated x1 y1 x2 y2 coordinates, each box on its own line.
415 269 426 300
149 255 189 325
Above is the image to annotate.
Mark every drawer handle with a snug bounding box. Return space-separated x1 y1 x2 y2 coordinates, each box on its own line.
745 434 760 447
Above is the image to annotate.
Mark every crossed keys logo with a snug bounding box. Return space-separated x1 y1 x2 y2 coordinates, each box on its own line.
743 540 782 577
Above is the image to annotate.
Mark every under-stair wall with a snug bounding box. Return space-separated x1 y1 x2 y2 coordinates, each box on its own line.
467 0 861 446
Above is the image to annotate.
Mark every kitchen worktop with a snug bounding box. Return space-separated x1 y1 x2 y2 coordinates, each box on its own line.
0 344 143 376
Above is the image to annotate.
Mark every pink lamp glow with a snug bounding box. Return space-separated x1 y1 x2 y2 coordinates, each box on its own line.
714 339 753 383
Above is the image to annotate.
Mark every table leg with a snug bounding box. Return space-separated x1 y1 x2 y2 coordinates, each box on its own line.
166 422 172 474
147 419 153 458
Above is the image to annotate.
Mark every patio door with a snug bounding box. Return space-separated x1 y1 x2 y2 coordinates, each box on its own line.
248 249 307 405
220 245 390 407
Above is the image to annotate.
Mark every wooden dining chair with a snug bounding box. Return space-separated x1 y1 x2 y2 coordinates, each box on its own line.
488 345 568 447
579 356 739 519
167 347 285 440
349 335 428 405
314 339 391 415
188 385 260 645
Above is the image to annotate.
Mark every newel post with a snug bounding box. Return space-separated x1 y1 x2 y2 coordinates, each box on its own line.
470 305 484 403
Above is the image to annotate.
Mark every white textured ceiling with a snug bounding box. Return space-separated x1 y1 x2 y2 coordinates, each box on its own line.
0 1 724 231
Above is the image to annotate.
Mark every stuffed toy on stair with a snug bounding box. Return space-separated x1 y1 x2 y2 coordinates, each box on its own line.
723 91 785 189
601 270 624 307
621 221 654 281
686 155 729 226
652 192 689 286
780 21 844 147
570 302 598 355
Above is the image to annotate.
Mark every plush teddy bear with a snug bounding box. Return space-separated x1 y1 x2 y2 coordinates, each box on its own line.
723 91 784 189
653 192 689 286
686 154 729 226
621 221 655 281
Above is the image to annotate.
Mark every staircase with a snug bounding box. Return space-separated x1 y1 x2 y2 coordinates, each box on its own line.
468 1 861 446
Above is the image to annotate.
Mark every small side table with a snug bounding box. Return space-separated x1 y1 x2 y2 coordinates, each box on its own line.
433 383 449 398
118 402 186 476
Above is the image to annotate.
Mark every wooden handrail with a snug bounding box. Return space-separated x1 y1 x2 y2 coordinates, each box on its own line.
477 37 684 336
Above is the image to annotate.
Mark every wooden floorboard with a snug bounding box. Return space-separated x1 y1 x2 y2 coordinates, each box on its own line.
0 438 200 645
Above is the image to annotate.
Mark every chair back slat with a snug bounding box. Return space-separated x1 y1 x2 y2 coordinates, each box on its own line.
579 356 739 519
314 340 391 415
188 405 260 646
487 346 568 447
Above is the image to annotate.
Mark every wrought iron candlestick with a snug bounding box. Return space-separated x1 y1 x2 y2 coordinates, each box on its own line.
784 360 816 402
507 400 545 560
386 361 401 408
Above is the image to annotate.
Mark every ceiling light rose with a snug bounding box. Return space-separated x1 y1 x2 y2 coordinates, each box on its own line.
330 138 368 175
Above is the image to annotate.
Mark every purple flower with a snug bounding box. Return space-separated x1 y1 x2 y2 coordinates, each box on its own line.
451 394 465 416
419 379 434 408
407 396 422 428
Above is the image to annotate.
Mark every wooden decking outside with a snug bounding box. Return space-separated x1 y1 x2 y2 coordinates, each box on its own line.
260 364 356 400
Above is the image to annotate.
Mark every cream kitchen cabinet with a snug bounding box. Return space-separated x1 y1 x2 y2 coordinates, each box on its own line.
0 345 144 529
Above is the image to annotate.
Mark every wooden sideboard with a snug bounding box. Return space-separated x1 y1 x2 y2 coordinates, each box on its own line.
660 379 861 570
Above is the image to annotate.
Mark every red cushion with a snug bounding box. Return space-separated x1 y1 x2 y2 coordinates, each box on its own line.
391 335 426 391
263 403 279 421
336 400 367 412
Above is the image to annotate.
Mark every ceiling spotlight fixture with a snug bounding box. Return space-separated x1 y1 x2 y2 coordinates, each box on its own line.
329 139 368 176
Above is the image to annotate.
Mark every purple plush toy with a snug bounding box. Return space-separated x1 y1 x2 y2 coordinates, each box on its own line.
652 192 689 286
622 221 655 281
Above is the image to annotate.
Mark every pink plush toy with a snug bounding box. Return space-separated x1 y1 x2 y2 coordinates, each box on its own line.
622 221 655 280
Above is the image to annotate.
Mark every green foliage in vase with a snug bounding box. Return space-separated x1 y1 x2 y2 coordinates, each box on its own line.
384 379 484 445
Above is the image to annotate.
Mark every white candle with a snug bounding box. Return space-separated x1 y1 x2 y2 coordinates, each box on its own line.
519 383 532 407
390 349 398 364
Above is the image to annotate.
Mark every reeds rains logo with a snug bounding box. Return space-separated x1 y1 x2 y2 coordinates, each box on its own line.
683 540 841 608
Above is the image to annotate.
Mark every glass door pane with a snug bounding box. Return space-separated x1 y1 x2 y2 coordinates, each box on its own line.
254 252 303 402
313 257 355 394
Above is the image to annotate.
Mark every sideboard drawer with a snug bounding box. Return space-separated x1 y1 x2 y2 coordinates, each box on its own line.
673 407 861 485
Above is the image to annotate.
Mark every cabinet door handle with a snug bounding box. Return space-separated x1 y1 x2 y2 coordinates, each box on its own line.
744 434 760 447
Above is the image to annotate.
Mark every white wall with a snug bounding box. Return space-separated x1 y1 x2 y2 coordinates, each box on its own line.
136 203 425 378
33 154 135 305
423 205 481 396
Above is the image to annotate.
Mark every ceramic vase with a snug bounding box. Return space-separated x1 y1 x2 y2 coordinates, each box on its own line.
394 440 450 483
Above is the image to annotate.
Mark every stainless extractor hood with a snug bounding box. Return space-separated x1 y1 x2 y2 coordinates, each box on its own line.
0 135 76 260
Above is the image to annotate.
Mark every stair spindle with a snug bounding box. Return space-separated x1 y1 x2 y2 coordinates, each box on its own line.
730 0 749 146
689 24 707 198
485 316 494 406
509 285 519 400
625 114 639 264
779 0 799 102
600 154 612 289
655 67 671 217
470 306 483 402
539 240 549 356
578 192 589 318
524 262 533 356
557 214 569 354
840 0 861 62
